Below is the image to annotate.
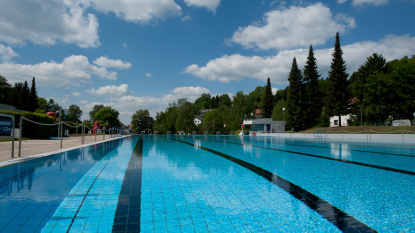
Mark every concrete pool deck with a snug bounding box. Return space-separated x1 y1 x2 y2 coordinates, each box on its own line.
0 135 126 166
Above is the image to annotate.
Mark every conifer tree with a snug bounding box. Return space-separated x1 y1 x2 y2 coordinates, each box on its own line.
261 77 274 118
328 33 350 126
29 77 39 112
303 45 321 128
287 57 305 131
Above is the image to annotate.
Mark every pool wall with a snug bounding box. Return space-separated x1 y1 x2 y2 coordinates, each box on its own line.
256 132 415 143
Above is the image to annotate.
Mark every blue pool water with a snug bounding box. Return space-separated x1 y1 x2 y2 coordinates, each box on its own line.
0 135 414 232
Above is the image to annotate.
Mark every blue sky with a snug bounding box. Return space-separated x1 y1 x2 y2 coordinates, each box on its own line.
1 0 414 124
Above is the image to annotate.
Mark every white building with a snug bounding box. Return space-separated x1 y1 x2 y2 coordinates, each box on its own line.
242 118 286 133
194 116 203 126
330 115 352 127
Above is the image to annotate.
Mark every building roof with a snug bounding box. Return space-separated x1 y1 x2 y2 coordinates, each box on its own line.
0 104 28 113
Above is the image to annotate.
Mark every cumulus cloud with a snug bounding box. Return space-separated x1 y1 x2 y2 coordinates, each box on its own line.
72 92 81 97
89 0 182 23
184 0 221 12
0 44 18 61
229 3 355 50
87 84 130 96
0 55 119 88
0 0 99 48
145 73 153 78
337 0 347 3
185 34 415 85
173 86 210 96
93 56 132 69
352 0 388 7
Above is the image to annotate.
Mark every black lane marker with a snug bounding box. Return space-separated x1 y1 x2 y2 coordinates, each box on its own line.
112 137 143 233
169 137 376 233
265 139 415 158
201 137 415 176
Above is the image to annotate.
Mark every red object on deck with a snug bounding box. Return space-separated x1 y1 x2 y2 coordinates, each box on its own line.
46 112 56 122
93 121 100 134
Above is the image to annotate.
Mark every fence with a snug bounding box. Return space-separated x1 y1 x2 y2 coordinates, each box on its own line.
1 117 130 158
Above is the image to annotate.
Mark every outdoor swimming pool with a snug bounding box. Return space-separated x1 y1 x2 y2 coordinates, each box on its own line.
0 135 414 232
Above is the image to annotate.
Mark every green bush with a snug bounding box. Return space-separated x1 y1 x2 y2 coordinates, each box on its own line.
0 110 56 139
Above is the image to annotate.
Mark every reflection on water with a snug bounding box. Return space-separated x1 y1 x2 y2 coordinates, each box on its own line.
0 138 124 232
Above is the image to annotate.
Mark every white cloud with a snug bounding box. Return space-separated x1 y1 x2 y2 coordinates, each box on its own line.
184 0 221 12
185 34 415 85
0 0 99 48
87 84 130 96
146 73 153 78
89 0 182 23
337 0 347 3
352 0 388 7
72 92 81 97
0 55 118 88
173 86 210 96
123 43 128 49
272 88 278 95
93 56 132 69
229 3 355 50
0 44 18 61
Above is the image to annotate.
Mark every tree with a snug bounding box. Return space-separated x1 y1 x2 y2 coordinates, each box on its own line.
328 32 350 126
261 77 274 118
176 101 196 133
303 45 321 128
202 109 223 133
94 106 120 127
248 86 265 109
271 99 286 121
131 109 154 133
21 81 29 111
219 93 232 108
0 75 11 104
363 56 415 123
29 77 39 112
46 98 62 113
89 104 105 121
37 97 48 113
287 57 305 131
67 104 83 123
194 93 211 110
350 53 388 102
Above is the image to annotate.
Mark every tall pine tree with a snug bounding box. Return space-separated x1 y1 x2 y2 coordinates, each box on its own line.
29 77 39 112
261 77 274 118
328 33 350 126
287 57 305 131
303 45 321 129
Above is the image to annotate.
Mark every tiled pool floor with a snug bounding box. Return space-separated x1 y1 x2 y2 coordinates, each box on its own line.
0 135 414 232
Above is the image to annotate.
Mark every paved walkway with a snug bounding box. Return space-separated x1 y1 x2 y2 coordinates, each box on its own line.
0 135 118 164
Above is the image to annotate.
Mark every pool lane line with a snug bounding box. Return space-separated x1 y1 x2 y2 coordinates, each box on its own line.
112 136 143 233
197 137 415 176
255 138 415 158
169 137 376 233
66 161 111 233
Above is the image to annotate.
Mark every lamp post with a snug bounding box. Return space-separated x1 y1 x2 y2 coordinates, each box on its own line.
282 107 285 121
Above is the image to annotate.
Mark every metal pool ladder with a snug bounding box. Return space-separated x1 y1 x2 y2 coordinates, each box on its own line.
314 129 327 139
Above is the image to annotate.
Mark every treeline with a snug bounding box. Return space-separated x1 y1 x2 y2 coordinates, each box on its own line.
133 33 415 133
131 78 276 134
0 76 39 112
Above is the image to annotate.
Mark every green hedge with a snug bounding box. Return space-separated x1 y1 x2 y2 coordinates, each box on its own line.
0 110 56 139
